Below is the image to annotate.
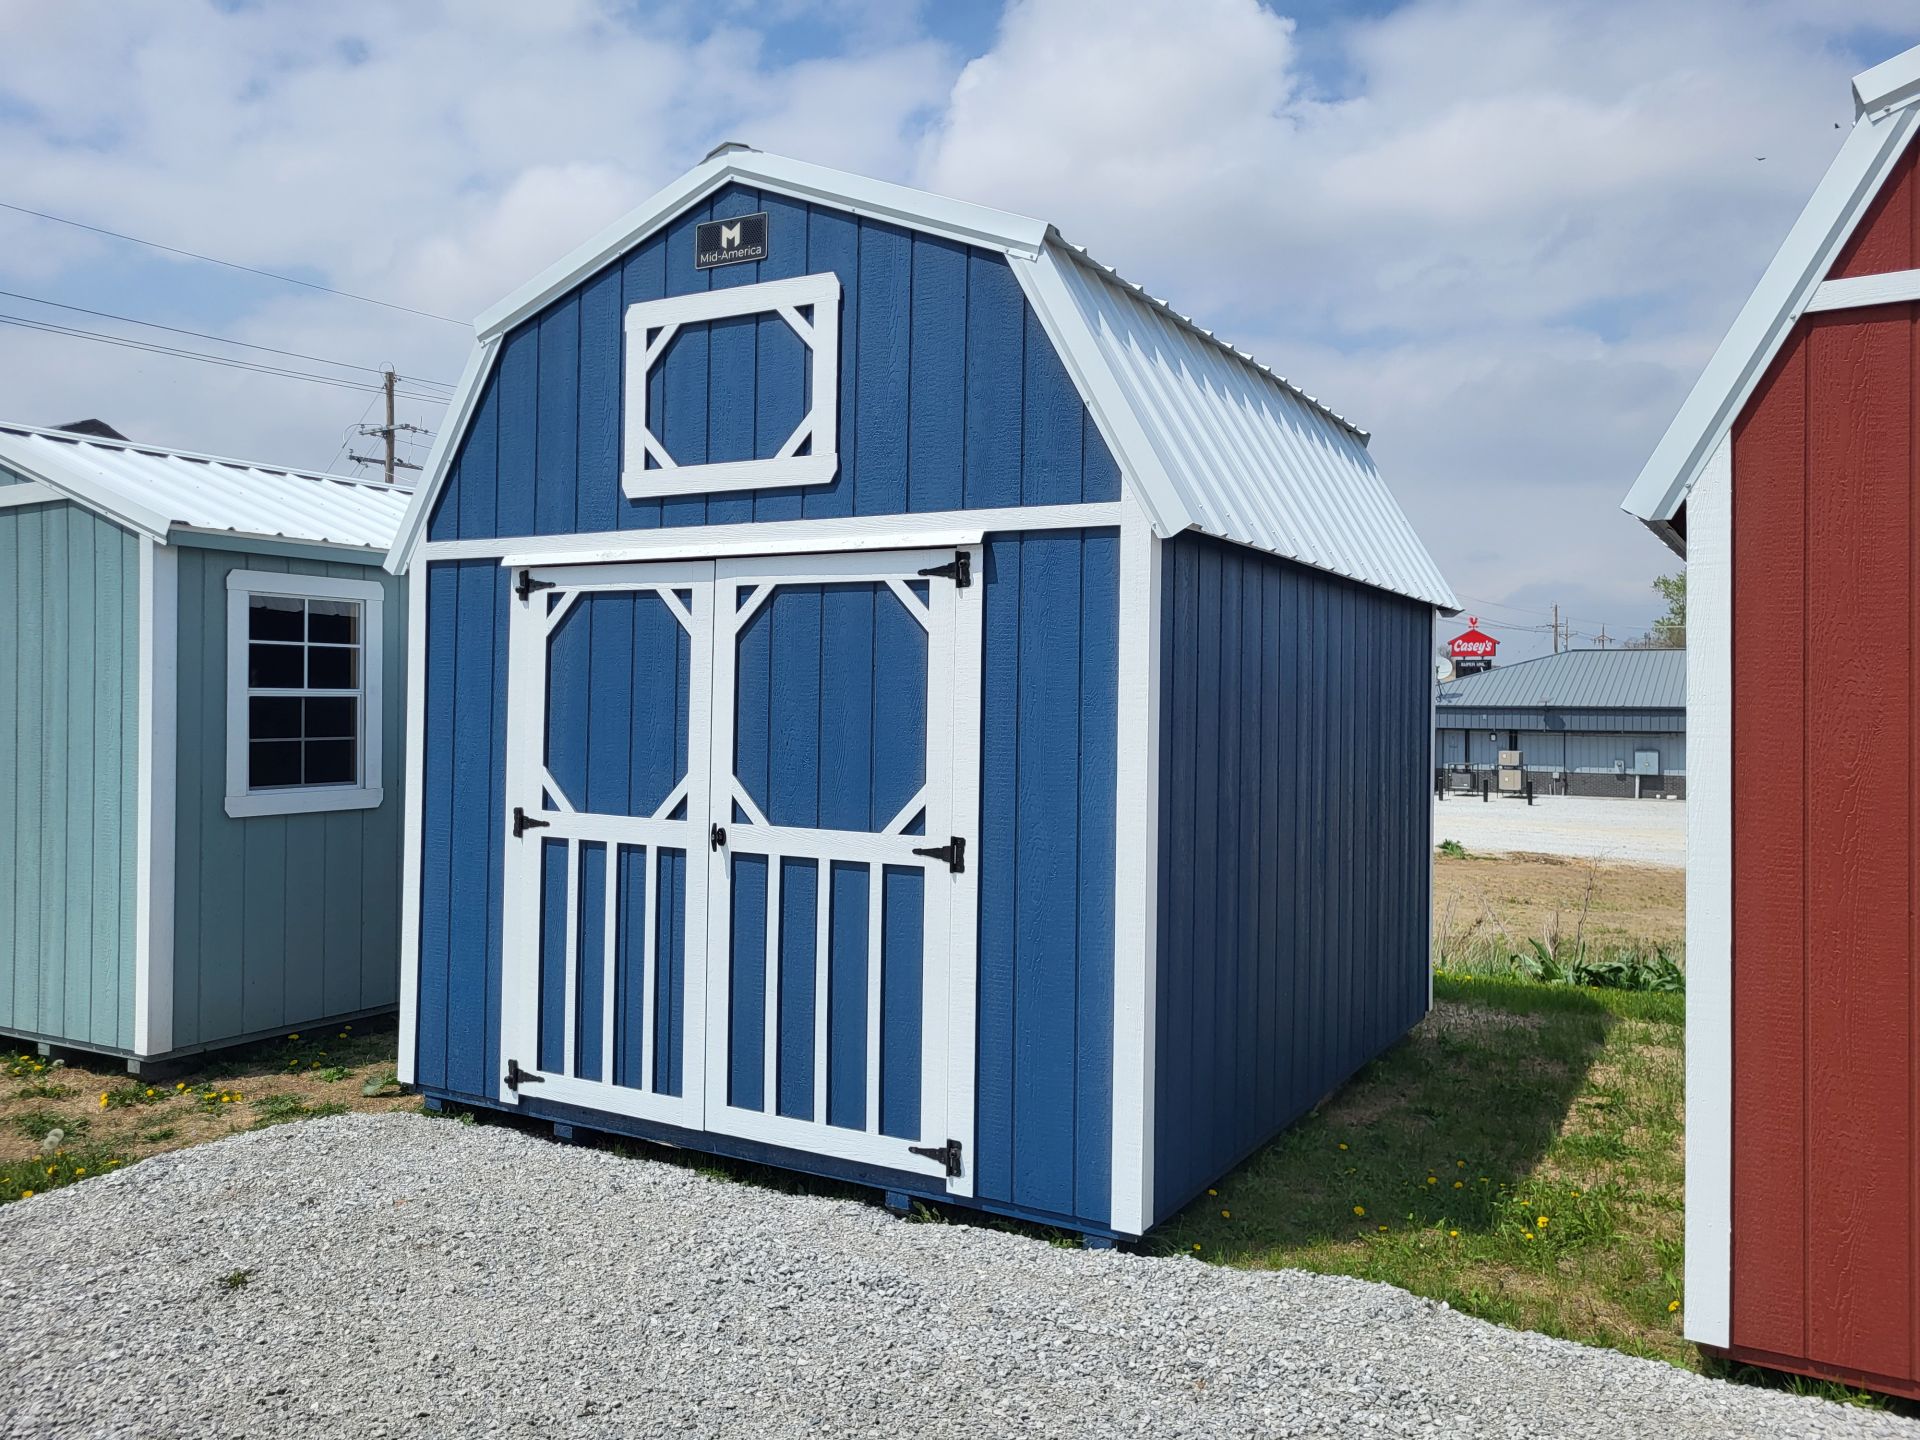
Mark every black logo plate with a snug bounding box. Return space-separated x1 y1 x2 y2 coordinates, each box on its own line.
695 212 769 269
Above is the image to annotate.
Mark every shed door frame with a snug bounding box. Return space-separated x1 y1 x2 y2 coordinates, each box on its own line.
494 541 983 1194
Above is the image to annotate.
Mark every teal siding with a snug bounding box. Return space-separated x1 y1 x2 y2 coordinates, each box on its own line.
170 541 405 1051
0 497 140 1052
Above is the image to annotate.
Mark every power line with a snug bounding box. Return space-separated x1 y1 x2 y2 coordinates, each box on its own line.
0 197 467 327
0 312 450 403
0 287 454 389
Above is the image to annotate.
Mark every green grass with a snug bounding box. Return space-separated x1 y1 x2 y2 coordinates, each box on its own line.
1158 975 1691 1366
1 1147 127 1203
12 1111 88 1142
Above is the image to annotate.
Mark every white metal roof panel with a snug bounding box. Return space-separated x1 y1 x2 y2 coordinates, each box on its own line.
0 423 410 552
1035 243 1457 611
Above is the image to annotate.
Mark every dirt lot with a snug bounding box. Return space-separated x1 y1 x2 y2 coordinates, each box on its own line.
1434 850 1684 957
2 1021 419 1193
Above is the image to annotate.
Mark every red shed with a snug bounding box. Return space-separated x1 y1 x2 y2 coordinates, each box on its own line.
1624 44 1920 1399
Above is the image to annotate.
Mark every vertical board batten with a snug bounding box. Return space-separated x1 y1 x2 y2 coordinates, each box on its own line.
0 500 140 1052
428 183 1119 540
1151 533 1432 1226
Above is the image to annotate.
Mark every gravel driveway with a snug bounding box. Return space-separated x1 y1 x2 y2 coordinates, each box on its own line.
1434 793 1687 867
2 1114 1910 1439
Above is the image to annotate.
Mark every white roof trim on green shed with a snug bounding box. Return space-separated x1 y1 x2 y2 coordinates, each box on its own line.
1622 45 1920 555
0 422 412 553
385 150 1455 611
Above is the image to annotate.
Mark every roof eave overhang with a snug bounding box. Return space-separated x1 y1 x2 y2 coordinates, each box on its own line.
473 152 1049 343
1622 53 1920 535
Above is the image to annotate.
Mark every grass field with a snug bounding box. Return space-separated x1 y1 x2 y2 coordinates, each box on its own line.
1158 974 1690 1364
1 1023 419 1205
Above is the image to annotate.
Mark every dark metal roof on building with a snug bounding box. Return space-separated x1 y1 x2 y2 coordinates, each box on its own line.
1438 648 1685 712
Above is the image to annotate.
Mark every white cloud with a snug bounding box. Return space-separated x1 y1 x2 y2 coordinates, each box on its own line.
1 0 1917 653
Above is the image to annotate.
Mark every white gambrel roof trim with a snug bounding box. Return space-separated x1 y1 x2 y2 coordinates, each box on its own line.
0 422 410 553
390 151 1454 609
1622 46 1920 554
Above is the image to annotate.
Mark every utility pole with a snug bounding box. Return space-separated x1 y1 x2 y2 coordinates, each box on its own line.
1552 603 1560 655
349 369 427 484
1595 624 1610 649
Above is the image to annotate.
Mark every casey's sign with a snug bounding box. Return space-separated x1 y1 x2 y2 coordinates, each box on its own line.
1448 618 1498 659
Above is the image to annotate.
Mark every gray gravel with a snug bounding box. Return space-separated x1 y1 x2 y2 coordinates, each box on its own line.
2 1113 1911 1439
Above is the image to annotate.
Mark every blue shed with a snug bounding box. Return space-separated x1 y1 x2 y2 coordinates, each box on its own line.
386 149 1457 1240
0 423 410 1071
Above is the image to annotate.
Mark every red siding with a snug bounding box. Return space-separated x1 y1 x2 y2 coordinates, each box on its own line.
1830 143 1920 278
1731 304 1920 1391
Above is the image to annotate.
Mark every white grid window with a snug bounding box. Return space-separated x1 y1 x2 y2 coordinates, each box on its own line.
225 570 385 818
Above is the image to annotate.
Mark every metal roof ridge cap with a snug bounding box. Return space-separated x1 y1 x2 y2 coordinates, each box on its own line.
1047 232 1371 443
1855 44 1920 118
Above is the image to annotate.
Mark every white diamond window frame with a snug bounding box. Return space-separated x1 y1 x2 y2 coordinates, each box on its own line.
621 272 841 498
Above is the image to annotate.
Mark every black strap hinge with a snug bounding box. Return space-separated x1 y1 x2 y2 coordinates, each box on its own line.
516 569 556 602
504 1058 545 1092
916 551 971 588
909 1138 963 1177
512 806 551 839
910 837 965 873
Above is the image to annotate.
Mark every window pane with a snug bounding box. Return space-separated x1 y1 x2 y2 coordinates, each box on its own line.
248 642 305 688
304 696 357 740
249 740 302 789
303 739 356 786
249 696 302 740
307 646 359 690
248 594 303 641
307 599 359 645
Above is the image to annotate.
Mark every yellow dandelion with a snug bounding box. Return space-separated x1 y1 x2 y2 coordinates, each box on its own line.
1668 1300 1680 1313
1353 1206 1365 1217
108 1160 121 1167
19 1191 31 1200
1192 1243 1202 1252
1448 1230 1460 1238
1453 1181 1464 1189
176 1082 186 1091
1456 1160 1466 1168
288 1033 300 1041
1522 1232 1535 1242
1337 1143 1348 1151
44 1167 53 1176
74 1168 85 1177
1207 1188 1217 1197
1220 1209 1231 1219
145 1088 155 1098
1425 1176 1437 1185
98 1092 109 1108
1536 1216 1549 1229
1377 1225 1387 1232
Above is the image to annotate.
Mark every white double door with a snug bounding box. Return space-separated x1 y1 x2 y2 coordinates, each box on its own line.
498 547 980 1192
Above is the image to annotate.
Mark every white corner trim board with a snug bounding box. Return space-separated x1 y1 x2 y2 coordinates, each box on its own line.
396 560 427 1086
1804 266 1920 313
622 273 840 498
223 568 386 820
1683 434 1734 1349
1110 489 1162 1236
132 540 179 1058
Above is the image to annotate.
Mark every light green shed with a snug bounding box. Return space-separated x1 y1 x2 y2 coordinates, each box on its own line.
0 423 411 1071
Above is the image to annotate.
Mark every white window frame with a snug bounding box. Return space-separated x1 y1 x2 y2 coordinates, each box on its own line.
621 272 840 499
224 569 385 819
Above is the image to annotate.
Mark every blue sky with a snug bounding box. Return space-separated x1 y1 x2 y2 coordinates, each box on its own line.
1 0 1915 658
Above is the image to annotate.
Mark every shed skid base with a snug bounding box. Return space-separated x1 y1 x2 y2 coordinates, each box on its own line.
419 1086 1131 1245
1701 1342 1920 1405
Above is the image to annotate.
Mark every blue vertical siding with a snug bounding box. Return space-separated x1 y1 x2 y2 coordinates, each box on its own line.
975 528 1118 1227
1151 534 1432 1226
425 184 1118 543
413 559 511 1099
